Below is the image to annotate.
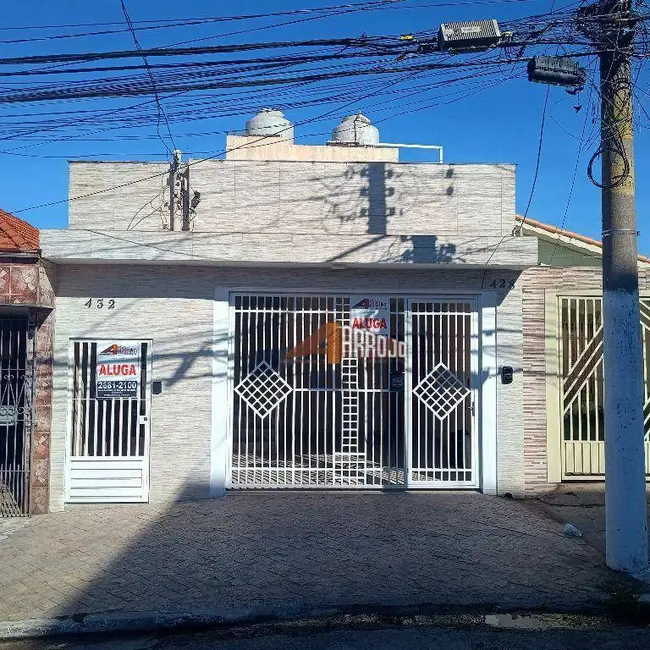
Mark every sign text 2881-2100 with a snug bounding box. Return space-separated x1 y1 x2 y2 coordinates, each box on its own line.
85 298 115 309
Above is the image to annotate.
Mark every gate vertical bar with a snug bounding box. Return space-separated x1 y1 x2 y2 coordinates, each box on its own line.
404 300 413 488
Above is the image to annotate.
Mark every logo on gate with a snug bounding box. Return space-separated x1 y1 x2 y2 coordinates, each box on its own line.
100 343 138 356
352 298 388 310
286 321 406 364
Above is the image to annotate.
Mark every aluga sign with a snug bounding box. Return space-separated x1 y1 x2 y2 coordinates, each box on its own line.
350 295 390 336
95 341 140 399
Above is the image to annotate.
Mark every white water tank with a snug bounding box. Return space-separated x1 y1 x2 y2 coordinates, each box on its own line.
331 113 379 146
245 108 294 140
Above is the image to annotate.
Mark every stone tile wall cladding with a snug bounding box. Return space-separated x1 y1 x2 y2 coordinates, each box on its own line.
521 266 649 495
32 309 54 514
0 260 55 514
68 161 516 237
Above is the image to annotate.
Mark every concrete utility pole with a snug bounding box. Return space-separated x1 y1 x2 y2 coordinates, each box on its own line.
587 0 648 574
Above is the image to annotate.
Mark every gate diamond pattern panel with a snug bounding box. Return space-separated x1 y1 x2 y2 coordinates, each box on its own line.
413 362 470 421
235 361 292 418
230 295 477 489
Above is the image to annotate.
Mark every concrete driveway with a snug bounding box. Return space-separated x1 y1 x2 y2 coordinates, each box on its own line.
0 492 619 627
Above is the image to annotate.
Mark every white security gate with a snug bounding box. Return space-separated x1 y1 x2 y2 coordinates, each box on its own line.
229 295 477 489
66 340 151 502
560 297 650 478
408 300 477 487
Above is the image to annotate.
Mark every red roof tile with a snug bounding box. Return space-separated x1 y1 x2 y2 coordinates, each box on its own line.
0 208 39 253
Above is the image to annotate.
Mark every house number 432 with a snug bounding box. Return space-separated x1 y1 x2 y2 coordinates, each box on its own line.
84 298 115 309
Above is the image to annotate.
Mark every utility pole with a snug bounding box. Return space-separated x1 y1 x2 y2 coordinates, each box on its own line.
582 0 648 574
411 2 647 574
168 149 182 231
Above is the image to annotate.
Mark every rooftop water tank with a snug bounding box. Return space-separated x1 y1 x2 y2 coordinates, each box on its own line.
245 108 294 140
331 113 379 146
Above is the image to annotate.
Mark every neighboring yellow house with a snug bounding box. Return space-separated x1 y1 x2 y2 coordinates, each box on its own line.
516 216 650 495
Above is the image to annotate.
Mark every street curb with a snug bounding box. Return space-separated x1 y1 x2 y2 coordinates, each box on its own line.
0 605 624 641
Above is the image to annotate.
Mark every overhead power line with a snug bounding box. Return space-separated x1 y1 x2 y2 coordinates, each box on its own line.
10 69 421 215
0 0 538 36
0 58 531 104
0 37 401 66
119 0 176 154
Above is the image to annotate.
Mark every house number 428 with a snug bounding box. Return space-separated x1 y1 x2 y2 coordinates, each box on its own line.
84 298 115 309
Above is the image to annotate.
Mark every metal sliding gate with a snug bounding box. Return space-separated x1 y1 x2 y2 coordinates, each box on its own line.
0 317 34 517
67 340 151 502
230 295 477 489
560 296 650 478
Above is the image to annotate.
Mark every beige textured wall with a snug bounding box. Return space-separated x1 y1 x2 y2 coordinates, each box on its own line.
51 264 216 510
50 263 527 509
69 162 169 231
68 160 516 238
40 228 539 268
486 270 525 497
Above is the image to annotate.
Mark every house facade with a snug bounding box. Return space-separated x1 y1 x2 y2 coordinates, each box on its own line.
3 110 644 515
0 210 55 515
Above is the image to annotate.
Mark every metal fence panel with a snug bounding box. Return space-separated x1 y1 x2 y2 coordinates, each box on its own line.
0 317 34 517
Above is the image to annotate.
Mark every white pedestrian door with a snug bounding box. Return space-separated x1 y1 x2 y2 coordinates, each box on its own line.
230 295 478 489
66 340 151 502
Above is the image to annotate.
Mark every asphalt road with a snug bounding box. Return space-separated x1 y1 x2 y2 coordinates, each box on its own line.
4 627 650 650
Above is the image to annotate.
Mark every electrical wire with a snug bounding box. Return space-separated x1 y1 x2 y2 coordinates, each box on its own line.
120 0 176 155
548 83 594 264
521 86 551 224
11 69 421 215
0 58 532 104
480 84 550 288
4 0 647 235
0 0 539 39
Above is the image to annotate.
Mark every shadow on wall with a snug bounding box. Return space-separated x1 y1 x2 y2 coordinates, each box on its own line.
363 163 458 264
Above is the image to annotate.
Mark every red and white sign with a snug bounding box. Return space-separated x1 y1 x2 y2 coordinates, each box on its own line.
96 341 140 399
350 296 390 336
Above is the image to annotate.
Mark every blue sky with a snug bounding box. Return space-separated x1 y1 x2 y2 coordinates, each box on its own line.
0 0 648 253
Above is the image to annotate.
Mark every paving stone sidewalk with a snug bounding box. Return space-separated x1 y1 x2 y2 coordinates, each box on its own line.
535 483 650 555
0 492 619 624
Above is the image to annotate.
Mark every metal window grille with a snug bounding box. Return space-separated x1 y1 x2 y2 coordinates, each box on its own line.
231 295 407 488
0 317 34 517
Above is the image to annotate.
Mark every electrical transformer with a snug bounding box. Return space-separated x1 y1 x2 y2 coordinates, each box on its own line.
438 19 502 51
527 56 587 89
